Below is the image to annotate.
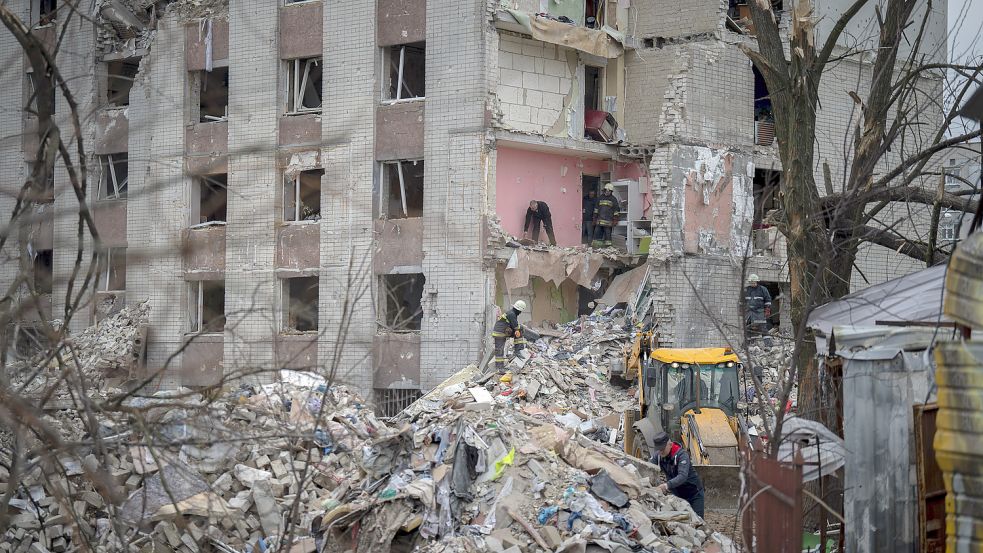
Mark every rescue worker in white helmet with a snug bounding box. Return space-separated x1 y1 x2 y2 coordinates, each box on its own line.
491 300 527 374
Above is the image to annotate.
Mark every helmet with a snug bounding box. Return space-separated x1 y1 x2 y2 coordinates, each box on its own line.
512 300 528 312
748 273 760 283
604 183 615 191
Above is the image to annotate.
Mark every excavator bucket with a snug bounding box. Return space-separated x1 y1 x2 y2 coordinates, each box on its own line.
694 464 741 511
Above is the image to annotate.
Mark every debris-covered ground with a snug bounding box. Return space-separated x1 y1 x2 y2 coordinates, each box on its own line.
0 306 788 552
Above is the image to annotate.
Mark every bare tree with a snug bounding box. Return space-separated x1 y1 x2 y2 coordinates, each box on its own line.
740 0 981 442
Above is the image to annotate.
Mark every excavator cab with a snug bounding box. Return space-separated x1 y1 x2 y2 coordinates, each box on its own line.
623 347 744 509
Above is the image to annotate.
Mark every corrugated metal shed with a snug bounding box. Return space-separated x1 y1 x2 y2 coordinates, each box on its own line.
840 329 937 553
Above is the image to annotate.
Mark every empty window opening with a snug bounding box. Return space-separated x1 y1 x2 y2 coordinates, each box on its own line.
284 169 323 222
585 0 606 28
381 161 424 218
198 67 229 122
36 0 57 25
379 273 425 331
195 174 228 224
584 65 603 112
97 247 126 291
752 168 781 227
287 58 322 114
374 388 421 417
106 58 140 106
99 154 128 200
386 43 425 100
34 249 53 295
189 280 225 333
27 70 55 116
283 276 319 332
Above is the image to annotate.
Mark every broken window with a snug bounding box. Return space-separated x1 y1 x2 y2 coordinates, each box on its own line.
379 273 424 331
286 58 322 114
584 65 602 112
98 154 128 200
752 169 781 227
585 0 606 29
106 58 140 106
385 43 425 100
198 67 229 122
380 160 424 218
27 70 55 116
753 66 774 146
35 0 56 25
96 247 126 291
283 276 318 332
374 388 421 417
34 249 53 295
284 169 323 222
195 174 228 224
189 279 225 333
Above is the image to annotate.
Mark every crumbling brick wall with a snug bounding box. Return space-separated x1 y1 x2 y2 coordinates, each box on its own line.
496 32 578 137
629 0 725 41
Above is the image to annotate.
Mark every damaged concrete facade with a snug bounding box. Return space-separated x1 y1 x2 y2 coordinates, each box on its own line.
0 0 946 397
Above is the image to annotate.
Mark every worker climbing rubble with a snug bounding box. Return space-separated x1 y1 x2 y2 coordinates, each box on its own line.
491 299 528 376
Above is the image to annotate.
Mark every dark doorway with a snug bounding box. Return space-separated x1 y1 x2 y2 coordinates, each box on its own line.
759 280 781 328
582 174 601 244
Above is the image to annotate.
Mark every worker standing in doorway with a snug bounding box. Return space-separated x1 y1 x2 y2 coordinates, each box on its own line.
744 273 772 341
651 432 705 518
523 201 557 245
592 183 617 248
582 190 597 244
491 300 527 374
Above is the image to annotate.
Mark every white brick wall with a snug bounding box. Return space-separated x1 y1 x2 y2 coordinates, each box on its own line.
496 33 575 135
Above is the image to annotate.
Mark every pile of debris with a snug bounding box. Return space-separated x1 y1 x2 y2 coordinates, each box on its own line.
741 338 796 442
0 309 736 553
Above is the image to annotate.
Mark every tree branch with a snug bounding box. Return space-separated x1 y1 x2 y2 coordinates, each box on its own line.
824 183 979 214
816 0 874 71
870 129 983 190
859 225 934 261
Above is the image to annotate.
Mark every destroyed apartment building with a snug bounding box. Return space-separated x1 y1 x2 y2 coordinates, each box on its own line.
0 0 947 403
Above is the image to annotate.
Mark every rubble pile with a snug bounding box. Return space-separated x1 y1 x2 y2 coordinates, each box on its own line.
0 310 736 553
741 339 796 441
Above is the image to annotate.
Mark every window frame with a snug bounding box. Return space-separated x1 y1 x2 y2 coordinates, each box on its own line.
283 169 323 223
286 57 323 115
189 280 226 334
98 154 128 200
383 44 425 103
97 246 127 292
281 275 319 333
378 159 424 219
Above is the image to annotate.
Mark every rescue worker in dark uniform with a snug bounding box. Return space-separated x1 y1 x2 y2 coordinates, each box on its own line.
651 431 705 518
592 183 617 248
491 300 527 374
523 201 556 245
744 273 772 340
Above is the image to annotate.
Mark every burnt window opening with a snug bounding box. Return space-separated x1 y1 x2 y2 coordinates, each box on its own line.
379 273 424 331
584 65 603 112
198 67 229 122
27 70 56 116
284 169 322 222
287 58 322 114
386 43 425 101
195 174 227 224
374 388 421 417
106 58 140 106
34 249 53 295
380 160 424 219
28 161 55 203
36 0 57 25
283 276 319 332
97 246 126 291
752 168 781 228
98 154 128 200
189 279 225 333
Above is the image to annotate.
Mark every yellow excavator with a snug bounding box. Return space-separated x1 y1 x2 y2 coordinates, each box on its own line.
621 344 746 509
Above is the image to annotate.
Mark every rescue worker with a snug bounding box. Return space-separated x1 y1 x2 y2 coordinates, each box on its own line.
582 190 598 244
744 274 772 339
523 201 557 245
651 431 705 518
491 300 527 374
592 183 617 248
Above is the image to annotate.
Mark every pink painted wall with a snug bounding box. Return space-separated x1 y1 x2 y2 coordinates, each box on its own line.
682 153 736 253
495 146 642 247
